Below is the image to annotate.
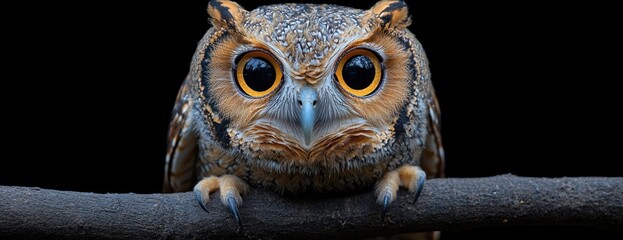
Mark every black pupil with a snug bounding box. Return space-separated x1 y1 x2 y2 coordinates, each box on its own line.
243 57 276 92
343 55 376 90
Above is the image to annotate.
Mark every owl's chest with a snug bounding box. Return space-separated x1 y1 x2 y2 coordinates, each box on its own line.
195 145 403 193
245 163 386 193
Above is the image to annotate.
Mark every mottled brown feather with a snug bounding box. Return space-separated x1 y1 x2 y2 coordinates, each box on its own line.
421 88 445 179
163 75 198 192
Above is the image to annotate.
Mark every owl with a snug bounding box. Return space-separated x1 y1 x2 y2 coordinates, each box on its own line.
163 0 445 229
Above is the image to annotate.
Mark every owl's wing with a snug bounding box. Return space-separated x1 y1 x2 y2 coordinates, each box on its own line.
421 88 446 178
163 75 198 193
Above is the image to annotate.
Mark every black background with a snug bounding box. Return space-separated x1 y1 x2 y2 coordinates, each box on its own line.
2 0 621 239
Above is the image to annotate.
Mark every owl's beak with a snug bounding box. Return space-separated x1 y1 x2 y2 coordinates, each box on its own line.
299 86 318 147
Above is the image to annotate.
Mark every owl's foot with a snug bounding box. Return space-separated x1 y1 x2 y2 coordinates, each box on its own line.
193 175 250 229
375 165 426 221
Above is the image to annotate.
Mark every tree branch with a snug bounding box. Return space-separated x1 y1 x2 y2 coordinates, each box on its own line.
1 175 621 239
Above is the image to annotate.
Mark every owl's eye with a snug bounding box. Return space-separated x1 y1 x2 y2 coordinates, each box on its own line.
235 51 283 98
335 48 383 97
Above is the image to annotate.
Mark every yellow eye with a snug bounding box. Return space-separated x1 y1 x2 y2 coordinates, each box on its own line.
335 48 383 97
235 51 282 98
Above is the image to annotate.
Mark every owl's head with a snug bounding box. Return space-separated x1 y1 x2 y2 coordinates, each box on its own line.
193 0 430 172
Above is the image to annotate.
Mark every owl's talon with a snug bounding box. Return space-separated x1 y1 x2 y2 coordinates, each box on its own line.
375 170 399 220
195 190 209 212
381 194 391 221
375 165 427 217
226 195 243 230
412 168 426 205
193 175 250 228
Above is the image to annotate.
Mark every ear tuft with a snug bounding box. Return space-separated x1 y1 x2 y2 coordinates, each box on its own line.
207 0 247 27
370 0 411 30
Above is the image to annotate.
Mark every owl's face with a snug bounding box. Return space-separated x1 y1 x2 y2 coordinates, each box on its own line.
194 0 427 170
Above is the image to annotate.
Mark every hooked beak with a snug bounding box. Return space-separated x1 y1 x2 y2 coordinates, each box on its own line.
299 86 318 147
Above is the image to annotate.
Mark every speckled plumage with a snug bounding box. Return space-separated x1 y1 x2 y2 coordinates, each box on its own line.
163 0 444 229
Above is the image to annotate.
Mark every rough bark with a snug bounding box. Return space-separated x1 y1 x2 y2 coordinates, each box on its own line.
1 175 621 239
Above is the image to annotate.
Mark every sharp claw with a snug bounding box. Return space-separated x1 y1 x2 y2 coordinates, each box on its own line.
381 193 390 221
412 173 426 205
226 195 243 230
195 190 209 212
